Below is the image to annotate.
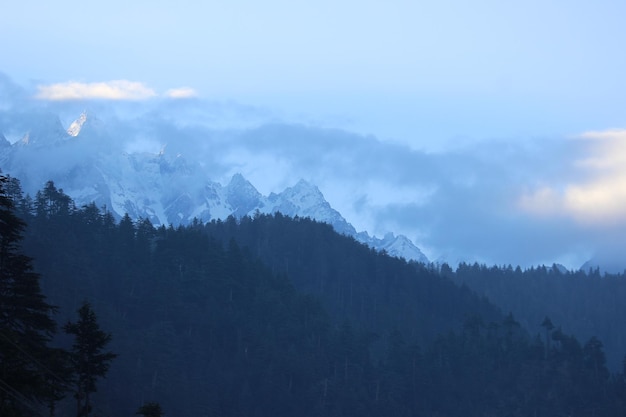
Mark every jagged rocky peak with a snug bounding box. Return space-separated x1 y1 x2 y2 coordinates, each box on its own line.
352 230 429 264
381 233 429 264
227 173 261 197
67 111 88 136
272 179 324 206
291 179 322 196
265 179 358 237
66 110 105 138
226 173 264 217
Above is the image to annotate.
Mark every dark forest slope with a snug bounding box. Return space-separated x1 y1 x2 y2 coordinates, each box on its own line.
447 262 626 370
6 179 626 417
202 213 503 347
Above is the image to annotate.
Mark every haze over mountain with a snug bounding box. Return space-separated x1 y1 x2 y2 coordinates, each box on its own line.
1 73 626 272
0 107 428 263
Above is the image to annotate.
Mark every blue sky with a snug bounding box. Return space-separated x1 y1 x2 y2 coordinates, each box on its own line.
2 1 626 269
2 0 625 146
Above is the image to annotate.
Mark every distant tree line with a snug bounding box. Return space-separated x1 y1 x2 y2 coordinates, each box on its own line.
446 260 626 370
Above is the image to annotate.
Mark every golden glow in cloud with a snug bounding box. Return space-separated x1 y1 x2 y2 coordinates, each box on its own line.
36 80 158 100
519 129 626 224
164 87 198 99
518 186 561 217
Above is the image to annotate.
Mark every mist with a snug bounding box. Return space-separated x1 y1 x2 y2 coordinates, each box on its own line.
2 74 623 271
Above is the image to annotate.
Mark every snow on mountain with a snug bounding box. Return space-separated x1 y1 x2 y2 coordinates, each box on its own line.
376 233 430 264
0 110 429 263
225 173 265 217
263 180 357 236
67 111 87 136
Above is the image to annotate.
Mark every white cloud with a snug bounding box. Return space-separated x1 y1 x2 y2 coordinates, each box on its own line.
164 87 198 99
35 80 157 100
575 129 626 170
519 129 626 225
563 175 626 223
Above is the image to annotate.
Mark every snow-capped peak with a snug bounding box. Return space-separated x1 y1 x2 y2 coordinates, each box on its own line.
67 111 88 137
355 231 429 263
0 111 430 264
66 110 107 139
379 233 429 263
226 173 264 217
271 179 325 209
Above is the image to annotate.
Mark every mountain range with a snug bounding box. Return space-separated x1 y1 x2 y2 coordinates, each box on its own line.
0 110 428 263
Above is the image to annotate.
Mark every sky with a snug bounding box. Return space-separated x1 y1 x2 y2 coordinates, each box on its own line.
1 0 626 270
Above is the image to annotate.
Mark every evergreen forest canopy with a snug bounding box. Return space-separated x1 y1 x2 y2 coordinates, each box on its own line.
3 176 626 416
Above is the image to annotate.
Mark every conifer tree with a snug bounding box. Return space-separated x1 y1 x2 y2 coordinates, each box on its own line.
64 302 117 417
0 174 62 416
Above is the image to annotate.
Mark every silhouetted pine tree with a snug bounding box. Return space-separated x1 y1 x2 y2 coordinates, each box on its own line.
64 302 117 417
0 174 65 416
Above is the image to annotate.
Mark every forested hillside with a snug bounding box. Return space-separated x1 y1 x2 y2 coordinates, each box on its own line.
203 212 502 348
5 177 626 416
446 262 626 370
